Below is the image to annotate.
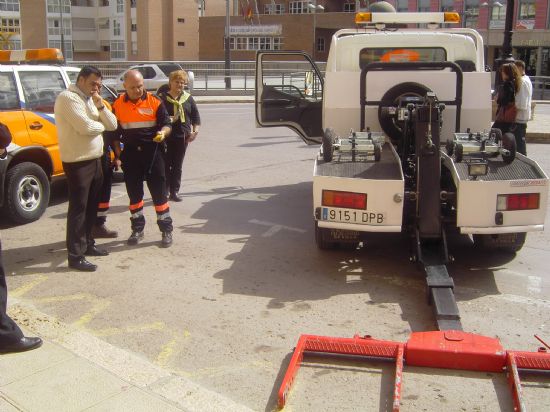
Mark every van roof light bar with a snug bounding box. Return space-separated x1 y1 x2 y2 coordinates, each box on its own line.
355 12 460 25
0 48 64 64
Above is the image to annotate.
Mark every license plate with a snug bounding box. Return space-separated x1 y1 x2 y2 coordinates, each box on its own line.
321 207 385 224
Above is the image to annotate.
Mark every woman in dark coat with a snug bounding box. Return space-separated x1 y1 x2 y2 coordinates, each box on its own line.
157 70 201 202
492 62 522 134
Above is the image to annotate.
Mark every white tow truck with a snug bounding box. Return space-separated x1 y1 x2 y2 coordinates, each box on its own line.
255 11 549 330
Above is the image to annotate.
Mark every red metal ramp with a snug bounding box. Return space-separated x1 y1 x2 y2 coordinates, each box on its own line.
278 331 550 411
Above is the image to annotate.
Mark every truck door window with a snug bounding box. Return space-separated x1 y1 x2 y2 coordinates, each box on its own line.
0 72 20 111
261 58 322 101
359 47 446 69
19 71 65 113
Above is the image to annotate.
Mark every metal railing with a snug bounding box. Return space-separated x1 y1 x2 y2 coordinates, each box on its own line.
530 76 550 100
68 60 327 95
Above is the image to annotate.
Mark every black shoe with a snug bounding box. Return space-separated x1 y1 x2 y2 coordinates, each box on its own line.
169 193 183 202
127 230 144 245
85 245 109 256
0 337 43 354
92 224 118 239
161 231 173 248
68 256 97 272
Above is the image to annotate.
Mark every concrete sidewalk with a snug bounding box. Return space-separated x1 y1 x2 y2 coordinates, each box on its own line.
0 299 254 412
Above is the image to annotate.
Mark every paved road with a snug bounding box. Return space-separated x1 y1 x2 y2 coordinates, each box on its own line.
2 103 550 411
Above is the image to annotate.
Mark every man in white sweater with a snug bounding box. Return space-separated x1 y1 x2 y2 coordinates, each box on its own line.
54 66 117 272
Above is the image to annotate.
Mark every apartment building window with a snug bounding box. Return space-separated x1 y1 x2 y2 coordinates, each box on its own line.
116 0 123 13
47 0 70 14
0 0 19 12
396 0 408 12
130 0 136 7
48 18 71 36
71 0 94 5
417 0 430 12
464 0 479 28
230 37 282 51
102 0 109 6
0 18 20 34
48 40 72 59
131 23 137 31
289 1 308 14
343 2 355 13
178 41 185 47
113 20 120 36
518 0 535 19
440 0 454 12
110 40 125 59
265 3 285 14
177 18 185 23
316 37 325 52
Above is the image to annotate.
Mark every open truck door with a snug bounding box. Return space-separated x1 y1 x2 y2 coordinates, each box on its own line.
255 51 323 145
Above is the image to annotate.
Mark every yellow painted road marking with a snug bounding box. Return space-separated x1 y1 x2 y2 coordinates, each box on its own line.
10 275 48 297
36 293 111 327
156 329 191 367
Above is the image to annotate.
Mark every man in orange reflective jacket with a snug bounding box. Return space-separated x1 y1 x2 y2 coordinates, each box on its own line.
107 70 174 247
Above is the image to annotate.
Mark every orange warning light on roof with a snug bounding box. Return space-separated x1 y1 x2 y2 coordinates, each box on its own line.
355 12 372 24
0 48 64 64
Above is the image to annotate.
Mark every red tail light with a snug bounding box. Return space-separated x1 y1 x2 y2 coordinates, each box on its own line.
322 190 367 210
497 193 540 211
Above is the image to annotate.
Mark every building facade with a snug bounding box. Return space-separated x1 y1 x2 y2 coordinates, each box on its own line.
0 0 211 61
200 0 550 76
1 0 550 76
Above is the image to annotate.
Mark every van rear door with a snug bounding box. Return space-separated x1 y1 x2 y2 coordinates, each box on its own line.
255 51 323 145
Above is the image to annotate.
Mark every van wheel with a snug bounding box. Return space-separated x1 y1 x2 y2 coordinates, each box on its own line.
473 233 526 253
501 132 516 164
373 143 382 161
322 128 335 162
4 162 50 224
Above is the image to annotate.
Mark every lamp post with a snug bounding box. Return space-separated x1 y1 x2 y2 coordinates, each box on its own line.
224 0 231 89
59 0 66 61
494 0 515 89
308 1 324 61
481 1 503 63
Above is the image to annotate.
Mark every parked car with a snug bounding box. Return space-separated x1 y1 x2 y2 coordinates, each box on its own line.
0 49 118 224
104 63 194 92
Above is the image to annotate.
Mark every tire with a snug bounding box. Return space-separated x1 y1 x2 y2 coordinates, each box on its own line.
501 132 516 164
445 140 455 156
322 128 335 162
473 233 526 253
373 143 382 162
455 143 463 163
378 82 432 144
4 162 50 224
489 128 502 144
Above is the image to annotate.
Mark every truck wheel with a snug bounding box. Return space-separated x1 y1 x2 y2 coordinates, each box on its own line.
501 132 516 164
322 128 335 162
315 221 337 249
489 128 502 144
473 233 526 253
455 143 463 163
373 143 382 161
445 140 455 156
4 162 50 224
378 82 432 144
